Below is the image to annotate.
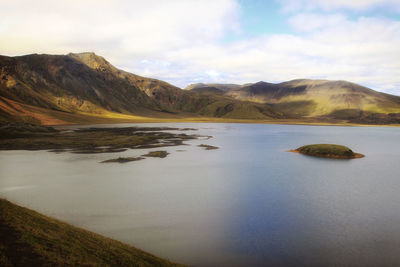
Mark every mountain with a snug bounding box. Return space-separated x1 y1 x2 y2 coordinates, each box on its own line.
225 79 400 123
185 83 241 91
0 52 399 125
187 86 225 95
68 53 197 112
0 53 164 124
0 53 281 124
185 79 400 123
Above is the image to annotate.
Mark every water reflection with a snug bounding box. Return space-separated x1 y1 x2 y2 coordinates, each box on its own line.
0 123 400 266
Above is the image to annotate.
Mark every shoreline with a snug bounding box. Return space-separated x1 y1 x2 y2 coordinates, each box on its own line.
48 117 400 128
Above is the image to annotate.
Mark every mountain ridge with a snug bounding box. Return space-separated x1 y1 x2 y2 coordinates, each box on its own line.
1 52 399 125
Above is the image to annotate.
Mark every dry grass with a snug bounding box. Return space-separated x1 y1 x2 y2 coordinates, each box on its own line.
1 95 399 127
0 198 184 266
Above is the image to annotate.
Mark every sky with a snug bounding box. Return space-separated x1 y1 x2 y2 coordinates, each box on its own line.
1 0 400 95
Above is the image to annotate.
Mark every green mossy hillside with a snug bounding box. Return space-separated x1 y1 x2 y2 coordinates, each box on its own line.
0 199 184 267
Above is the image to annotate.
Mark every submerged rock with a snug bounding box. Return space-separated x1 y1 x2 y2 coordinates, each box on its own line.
198 144 219 150
100 157 145 163
142 151 169 158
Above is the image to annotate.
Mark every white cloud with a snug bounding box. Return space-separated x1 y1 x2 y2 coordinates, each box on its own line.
162 16 400 94
0 0 400 95
205 70 221 78
288 13 346 32
0 0 240 61
278 0 400 12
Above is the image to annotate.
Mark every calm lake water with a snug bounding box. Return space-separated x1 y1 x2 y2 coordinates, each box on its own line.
1 123 400 267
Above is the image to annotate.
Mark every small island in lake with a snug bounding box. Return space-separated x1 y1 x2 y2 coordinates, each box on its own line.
198 144 219 150
290 144 364 159
142 151 169 158
100 157 145 163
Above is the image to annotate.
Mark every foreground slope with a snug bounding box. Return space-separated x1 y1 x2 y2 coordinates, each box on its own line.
0 198 183 267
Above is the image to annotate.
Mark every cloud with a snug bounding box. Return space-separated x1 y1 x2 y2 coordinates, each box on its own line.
161 16 400 94
278 0 400 12
288 13 347 32
1 0 399 95
0 0 240 60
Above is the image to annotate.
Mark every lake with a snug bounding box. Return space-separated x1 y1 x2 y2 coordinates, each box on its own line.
1 123 400 267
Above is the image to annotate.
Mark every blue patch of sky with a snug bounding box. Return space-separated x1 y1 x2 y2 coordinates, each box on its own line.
352 8 400 21
325 5 400 21
221 0 400 44
221 0 294 43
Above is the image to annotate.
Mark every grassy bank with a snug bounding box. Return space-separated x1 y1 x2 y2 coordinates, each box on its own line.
2 96 399 127
49 115 400 128
0 198 184 267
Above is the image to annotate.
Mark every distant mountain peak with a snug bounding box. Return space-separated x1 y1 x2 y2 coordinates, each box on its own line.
68 52 113 72
185 83 241 91
69 51 96 56
253 81 273 86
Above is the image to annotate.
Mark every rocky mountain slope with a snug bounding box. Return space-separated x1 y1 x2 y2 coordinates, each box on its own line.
0 53 282 124
1 52 399 125
185 83 241 92
186 80 400 124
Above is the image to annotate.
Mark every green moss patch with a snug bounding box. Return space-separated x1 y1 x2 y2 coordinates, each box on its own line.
0 123 198 153
0 199 184 266
291 144 364 159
